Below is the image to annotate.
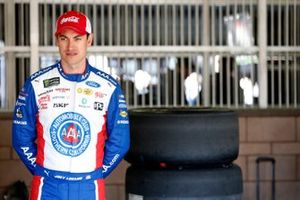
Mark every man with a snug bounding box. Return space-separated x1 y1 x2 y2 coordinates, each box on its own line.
12 10 130 200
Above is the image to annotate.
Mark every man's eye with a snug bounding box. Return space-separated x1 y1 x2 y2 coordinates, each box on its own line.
75 37 82 41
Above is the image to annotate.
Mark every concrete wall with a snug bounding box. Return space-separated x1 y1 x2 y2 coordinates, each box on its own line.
1 110 299 199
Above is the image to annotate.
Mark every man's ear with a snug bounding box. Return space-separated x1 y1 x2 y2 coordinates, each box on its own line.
87 33 93 46
55 36 58 46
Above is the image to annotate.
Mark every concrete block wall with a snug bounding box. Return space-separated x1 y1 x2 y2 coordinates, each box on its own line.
1 110 300 200
235 110 300 200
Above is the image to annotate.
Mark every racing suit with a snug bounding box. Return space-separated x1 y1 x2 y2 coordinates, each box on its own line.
12 61 130 200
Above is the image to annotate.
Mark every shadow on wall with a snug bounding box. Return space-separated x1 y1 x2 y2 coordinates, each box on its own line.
2 180 28 200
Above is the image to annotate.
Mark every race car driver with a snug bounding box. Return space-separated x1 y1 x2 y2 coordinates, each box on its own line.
12 10 130 200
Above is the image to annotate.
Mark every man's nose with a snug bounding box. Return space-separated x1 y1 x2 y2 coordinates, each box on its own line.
67 39 74 50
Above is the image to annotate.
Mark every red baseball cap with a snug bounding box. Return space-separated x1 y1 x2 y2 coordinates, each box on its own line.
55 10 92 36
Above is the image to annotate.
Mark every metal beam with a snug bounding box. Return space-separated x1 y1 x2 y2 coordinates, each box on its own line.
4 0 16 109
30 0 39 74
258 0 268 108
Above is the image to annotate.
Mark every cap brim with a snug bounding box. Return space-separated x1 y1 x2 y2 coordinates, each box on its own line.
55 26 87 36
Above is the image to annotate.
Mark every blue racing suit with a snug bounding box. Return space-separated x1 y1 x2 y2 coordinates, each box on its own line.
12 61 130 200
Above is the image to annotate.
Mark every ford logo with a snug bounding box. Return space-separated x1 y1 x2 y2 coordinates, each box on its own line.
86 81 100 88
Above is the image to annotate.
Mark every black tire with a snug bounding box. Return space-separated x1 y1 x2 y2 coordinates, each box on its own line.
126 107 239 166
126 164 243 200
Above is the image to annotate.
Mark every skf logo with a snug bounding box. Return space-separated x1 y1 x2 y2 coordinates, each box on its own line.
53 103 68 108
94 102 104 111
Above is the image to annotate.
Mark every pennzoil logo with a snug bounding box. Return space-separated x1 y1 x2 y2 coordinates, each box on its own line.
77 88 93 96
119 110 128 118
50 112 91 157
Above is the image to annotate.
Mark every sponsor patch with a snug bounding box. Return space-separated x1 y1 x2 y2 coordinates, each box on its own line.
94 102 104 111
43 77 60 88
13 120 27 125
119 110 128 118
55 88 70 93
50 112 91 157
95 91 107 98
38 95 50 104
77 88 93 96
16 108 23 118
53 103 69 108
86 81 101 88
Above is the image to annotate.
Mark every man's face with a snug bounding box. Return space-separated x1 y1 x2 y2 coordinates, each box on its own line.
56 29 93 72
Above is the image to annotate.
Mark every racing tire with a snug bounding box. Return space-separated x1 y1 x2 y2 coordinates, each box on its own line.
125 107 239 166
126 164 243 200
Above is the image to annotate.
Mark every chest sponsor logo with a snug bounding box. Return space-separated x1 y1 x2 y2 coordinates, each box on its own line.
50 112 91 157
94 102 104 111
38 95 50 104
43 77 60 88
38 89 53 97
53 103 69 108
95 91 107 99
77 88 93 96
86 81 101 88
78 98 91 108
55 88 70 93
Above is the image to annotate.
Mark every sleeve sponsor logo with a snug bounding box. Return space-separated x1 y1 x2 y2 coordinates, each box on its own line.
15 100 26 107
13 120 27 125
17 89 28 101
16 108 23 118
43 77 60 88
118 94 126 103
17 95 26 101
19 90 28 97
119 110 128 118
21 147 36 167
118 103 127 109
102 154 120 173
117 120 129 124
